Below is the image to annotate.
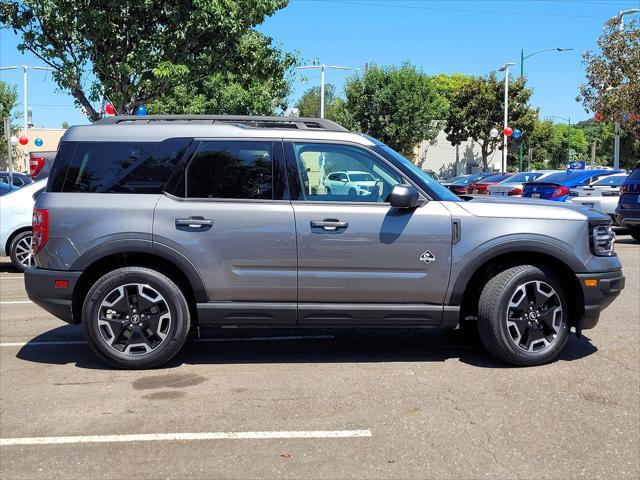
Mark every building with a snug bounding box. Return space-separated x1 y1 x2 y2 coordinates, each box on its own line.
16 127 66 155
416 129 502 177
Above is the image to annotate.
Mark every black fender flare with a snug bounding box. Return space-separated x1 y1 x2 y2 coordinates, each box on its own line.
446 238 586 306
69 239 208 302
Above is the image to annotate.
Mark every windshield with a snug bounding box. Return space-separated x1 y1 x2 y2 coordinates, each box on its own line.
349 173 374 182
535 171 589 183
375 145 460 201
505 172 542 183
593 175 627 186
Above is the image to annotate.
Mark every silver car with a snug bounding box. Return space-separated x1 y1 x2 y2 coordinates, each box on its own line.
25 115 625 369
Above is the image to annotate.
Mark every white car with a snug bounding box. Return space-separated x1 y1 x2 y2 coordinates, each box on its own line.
0 180 46 271
568 173 628 197
324 170 378 195
567 174 628 222
488 171 559 197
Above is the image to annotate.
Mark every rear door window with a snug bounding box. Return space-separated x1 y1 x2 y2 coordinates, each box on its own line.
185 141 274 200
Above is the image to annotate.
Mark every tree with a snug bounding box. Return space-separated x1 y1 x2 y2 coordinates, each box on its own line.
340 63 448 158
578 18 640 140
61 121 69 129
574 119 640 169
0 1 295 121
528 119 588 169
444 73 537 171
294 84 343 120
0 80 19 170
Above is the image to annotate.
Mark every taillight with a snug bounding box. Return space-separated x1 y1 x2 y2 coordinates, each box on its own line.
620 184 629 193
30 157 45 177
32 208 49 255
508 187 523 196
551 186 570 198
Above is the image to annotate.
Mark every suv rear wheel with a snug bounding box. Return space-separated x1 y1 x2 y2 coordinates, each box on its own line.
9 230 35 272
82 267 191 369
628 226 640 242
477 265 569 366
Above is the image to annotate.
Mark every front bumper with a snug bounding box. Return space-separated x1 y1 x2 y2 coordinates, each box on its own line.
576 270 625 333
24 268 82 324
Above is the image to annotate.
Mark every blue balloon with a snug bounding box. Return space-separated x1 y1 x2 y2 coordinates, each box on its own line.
34 137 44 147
512 129 522 139
135 105 148 116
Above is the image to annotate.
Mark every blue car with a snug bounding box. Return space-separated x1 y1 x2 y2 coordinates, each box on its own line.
522 169 622 202
615 162 640 242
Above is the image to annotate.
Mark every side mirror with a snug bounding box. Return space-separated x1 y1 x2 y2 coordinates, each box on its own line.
389 184 421 208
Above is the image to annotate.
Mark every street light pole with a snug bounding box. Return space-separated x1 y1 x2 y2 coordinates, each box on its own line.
0 64 55 171
296 64 356 118
499 63 514 173
518 47 573 170
608 9 639 170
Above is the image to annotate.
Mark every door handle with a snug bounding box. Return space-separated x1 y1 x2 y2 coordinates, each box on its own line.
310 219 348 231
175 217 214 229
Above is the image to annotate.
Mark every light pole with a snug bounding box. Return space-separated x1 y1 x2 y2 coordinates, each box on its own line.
0 64 55 171
296 64 356 118
607 9 639 170
518 48 573 170
499 63 514 173
546 116 572 166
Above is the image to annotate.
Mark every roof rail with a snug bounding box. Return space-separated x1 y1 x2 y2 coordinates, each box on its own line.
94 115 349 132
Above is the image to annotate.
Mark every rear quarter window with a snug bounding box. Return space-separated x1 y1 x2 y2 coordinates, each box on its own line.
48 139 190 194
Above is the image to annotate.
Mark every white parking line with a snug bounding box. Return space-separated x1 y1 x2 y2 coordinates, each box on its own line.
0 335 334 348
0 276 24 280
0 300 32 304
0 429 372 446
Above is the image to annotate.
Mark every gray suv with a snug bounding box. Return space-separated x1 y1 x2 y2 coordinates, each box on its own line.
25 115 625 369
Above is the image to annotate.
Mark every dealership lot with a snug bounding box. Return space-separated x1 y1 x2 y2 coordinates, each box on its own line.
0 236 638 480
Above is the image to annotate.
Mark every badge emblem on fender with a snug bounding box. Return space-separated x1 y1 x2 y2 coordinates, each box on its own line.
420 250 435 264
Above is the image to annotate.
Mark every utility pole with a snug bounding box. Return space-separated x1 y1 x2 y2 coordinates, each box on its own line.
0 64 55 171
591 142 596 168
499 62 515 172
607 9 639 170
296 64 357 118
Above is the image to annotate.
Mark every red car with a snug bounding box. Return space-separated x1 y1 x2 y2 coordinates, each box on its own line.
467 173 515 194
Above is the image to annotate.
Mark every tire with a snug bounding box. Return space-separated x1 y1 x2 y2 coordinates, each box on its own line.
325 187 331 194
82 267 191 369
9 230 34 272
628 226 640 242
477 265 570 367
348 187 357 195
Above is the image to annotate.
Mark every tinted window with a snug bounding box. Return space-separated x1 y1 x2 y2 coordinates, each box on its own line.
481 173 512 183
451 173 491 185
186 141 273 200
348 173 375 182
507 172 542 183
535 171 589 183
52 139 189 193
628 168 640 180
593 175 627 186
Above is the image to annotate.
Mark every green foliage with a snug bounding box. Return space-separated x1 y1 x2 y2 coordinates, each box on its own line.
528 119 588 169
444 73 537 170
0 0 294 120
578 18 640 140
0 80 19 170
340 63 448 158
574 119 640 170
294 84 343 120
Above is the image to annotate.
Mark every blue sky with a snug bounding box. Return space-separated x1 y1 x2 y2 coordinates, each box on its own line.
1 0 638 128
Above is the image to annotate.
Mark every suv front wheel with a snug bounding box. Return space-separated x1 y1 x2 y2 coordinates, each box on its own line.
82 267 191 369
477 265 570 366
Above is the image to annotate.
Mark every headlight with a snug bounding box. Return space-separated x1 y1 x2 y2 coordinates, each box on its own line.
590 223 615 256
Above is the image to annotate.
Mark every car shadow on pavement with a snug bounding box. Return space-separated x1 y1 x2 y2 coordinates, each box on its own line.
14 325 597 370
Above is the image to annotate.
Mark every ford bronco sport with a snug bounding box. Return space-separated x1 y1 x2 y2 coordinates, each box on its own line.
25 115 625 368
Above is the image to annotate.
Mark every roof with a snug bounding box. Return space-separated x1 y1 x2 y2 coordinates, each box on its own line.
61 115 377 146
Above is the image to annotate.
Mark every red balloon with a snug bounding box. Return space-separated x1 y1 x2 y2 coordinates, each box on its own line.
629 113 637 122
105 103 116 115
594 112 603 122
18 136 28 145
504 127 513 137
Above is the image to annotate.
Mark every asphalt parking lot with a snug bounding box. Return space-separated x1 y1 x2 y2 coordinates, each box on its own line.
0 236 638 480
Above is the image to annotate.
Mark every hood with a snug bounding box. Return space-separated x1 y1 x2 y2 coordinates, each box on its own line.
456 195 610 222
